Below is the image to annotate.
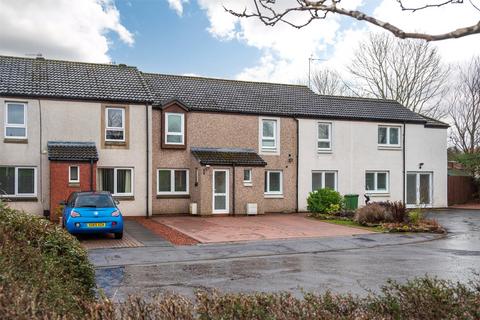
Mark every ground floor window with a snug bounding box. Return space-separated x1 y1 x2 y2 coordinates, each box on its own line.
98 168 133 196
157 169 189 195
264 170 282 195
69 166 79 183
312 171 337 191
365 171 389 193
243 169 252 185
0 166 36 197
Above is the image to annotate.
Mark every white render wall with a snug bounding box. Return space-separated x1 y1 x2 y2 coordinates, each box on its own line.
0 97 150 216
298 119 448 211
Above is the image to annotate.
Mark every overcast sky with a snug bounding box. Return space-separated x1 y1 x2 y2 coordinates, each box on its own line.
0 0 479 83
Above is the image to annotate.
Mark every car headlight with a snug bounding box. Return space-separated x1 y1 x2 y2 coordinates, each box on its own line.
70 210 80 218
111 210 121 217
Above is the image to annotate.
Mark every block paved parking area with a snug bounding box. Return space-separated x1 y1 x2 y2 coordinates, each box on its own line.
79 220 171 250
153 213 374 243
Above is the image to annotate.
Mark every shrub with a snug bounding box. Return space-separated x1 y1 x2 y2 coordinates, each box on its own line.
377 201 408 223
354 203 388 225
307 188 344 214
408 208 424 224
0 200 96 317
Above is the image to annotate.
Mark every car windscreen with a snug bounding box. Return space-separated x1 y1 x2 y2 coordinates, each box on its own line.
74 194 115 208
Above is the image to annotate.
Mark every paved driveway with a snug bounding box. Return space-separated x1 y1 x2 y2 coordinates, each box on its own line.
92 209 480 300
153 213 373 243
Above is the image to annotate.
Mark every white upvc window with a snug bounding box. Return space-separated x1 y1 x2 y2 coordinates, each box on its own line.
365 171 389 193
105 107 125 141
317 122 332 151
264 170 283 195
5 102 27 139
157 169 189 195
243 169 252 186
98 167 133 196
0 166 36 197
69 166 80 183
312 171 337 191
260 118 279 152
165 113 185 145
378 126 400 147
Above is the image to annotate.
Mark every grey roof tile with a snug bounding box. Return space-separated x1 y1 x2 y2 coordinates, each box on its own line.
191 147 267 166
47 141 98 161
0 55 153 103
143 73 428 124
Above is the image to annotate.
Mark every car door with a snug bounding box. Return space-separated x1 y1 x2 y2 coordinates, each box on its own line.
62 193 76 221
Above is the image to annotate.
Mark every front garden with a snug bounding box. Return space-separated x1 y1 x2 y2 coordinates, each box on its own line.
307 189 445 233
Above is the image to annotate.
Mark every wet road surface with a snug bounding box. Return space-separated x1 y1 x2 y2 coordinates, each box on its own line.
94 210 480 300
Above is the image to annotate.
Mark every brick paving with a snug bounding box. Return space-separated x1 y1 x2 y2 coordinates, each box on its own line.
80 232 143 250
153 213 374 244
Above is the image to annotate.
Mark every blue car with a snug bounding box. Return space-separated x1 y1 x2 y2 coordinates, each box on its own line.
61 191 124 239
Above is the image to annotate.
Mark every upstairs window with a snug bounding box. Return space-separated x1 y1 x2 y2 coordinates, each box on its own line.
261 119 277 151
317 122 332 151
165 113 185 145
0 166 36 197
5 102 27 139
378 126 400 147
365 171 389 193
157 169 189 195
105 107 125 141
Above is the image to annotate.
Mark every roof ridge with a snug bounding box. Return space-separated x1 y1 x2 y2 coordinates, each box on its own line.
0 54 137 69
142 72 312 90
316 94 400 104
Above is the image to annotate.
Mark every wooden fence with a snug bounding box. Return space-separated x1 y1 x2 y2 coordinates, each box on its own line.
448 176 475 206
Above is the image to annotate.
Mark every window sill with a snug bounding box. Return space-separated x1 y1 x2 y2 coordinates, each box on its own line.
105 140 126 146
156 194 190 199
377 145 401 150
260 149 279 154
3 138 28 144
68 182 80 187
264 194 284 199
0 196 38 202
366 193 390 197
317 149 332 154
243 182 253 187
161 143 186 150
113 195 135 201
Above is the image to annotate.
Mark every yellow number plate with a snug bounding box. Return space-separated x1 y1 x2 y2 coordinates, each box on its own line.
87 223 106 228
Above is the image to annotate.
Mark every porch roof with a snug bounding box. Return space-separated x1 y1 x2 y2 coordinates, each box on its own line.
191 147 267 166
47 141 98 161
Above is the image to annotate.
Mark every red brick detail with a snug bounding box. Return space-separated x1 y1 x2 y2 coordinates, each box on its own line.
49 161 97 221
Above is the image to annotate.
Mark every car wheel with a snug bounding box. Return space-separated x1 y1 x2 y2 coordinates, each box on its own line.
114 232 123 239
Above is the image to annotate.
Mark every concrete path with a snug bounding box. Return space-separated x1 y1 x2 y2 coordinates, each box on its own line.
153 213 373 243
92 210 480 301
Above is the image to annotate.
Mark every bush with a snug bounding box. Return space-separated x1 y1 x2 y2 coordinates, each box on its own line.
0 201 96 317
307 188 344 214
354 203 388 225
408 207 424 224
377 201 408 223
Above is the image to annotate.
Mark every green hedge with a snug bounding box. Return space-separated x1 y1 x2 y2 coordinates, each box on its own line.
0 200 96 318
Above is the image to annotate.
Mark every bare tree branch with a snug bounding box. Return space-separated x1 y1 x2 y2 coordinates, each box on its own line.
226 0 480 41
449 56 480 153
348 33 450 119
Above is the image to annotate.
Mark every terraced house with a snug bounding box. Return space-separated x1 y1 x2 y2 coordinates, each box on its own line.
0 55 449 218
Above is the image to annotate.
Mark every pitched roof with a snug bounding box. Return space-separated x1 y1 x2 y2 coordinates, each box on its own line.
0 55 153 103
143 73 428 124
47 141 98 161
191 147 267 166
419 114 450 128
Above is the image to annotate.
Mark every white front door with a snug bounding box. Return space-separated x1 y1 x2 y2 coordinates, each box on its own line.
212 169 229 214
406 172 433 207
